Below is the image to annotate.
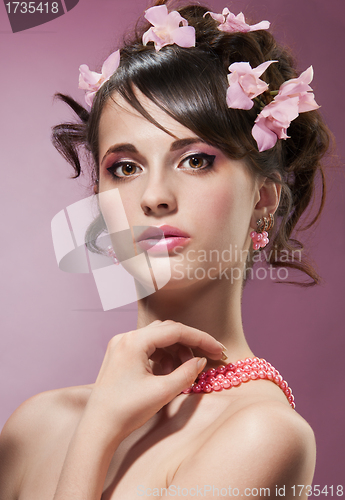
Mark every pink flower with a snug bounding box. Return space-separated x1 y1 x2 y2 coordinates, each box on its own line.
78 49 120 107
226 60 277 110
204 8 270 33
252 66 320 152
142 5 195 52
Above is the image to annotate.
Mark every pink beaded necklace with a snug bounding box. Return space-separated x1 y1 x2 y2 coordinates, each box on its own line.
182 357 295 409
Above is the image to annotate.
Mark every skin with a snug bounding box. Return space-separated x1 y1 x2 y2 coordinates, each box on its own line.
0 93 316 500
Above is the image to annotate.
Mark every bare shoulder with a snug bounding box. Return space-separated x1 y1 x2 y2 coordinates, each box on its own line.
0 384 92 499
174 400 316 493
228 398 315 443
221 400 316 478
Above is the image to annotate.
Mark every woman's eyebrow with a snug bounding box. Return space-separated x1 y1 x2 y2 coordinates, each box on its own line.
101 143 138 165
170 138 208 151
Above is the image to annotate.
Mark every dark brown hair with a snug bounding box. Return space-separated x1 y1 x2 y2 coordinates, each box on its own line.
52 1 332 286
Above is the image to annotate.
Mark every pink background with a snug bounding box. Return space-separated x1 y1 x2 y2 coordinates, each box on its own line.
1 0 344 489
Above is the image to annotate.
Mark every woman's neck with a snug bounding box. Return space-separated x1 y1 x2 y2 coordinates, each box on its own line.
136 278 254 364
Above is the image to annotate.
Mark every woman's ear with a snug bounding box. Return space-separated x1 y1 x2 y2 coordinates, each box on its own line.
93 184 98 195
250 175 282 230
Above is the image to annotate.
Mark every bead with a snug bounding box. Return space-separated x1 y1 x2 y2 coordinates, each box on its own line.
193 384 202 393
226 363 235 371
182 387 192 394
182 356 295 408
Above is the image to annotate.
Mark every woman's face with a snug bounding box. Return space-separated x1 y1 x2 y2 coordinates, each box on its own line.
97 91 260 289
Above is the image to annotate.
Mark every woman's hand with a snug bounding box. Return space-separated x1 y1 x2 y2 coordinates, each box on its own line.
53 320 224 500
86 320 225 441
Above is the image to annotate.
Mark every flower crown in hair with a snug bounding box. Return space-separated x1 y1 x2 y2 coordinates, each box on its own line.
78 50 120 107
78 6 319 152
204 8 270 32
142 5 195 51
226 61 320 151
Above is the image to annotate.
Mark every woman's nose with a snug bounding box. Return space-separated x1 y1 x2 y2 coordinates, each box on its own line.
140 172 177 216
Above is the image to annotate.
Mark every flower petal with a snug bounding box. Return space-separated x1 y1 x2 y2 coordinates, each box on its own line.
226 82 254 109
228 61 253 75
240 73 268 98
101 50 120 80
279 66 314 97
79 64 101 88
143 28 167 51
253 60 278 77
166 10 185 30
298 92 320 113
203 10 225 23
248 20 270 31
144 5 168 26
252 118 278 152
142 27 154 46
85 91 97 108
171 26 196 48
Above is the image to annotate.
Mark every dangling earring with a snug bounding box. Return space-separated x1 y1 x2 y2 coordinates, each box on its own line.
107 245 119 265
250 213 274 250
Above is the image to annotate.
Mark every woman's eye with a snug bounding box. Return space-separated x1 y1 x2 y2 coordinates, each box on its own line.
107 162 142 178
181 154 216 171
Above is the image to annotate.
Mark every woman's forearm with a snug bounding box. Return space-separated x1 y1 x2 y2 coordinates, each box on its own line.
53 401 123 500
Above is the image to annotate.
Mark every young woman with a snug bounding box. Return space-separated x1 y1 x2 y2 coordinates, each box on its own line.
0 2 331 498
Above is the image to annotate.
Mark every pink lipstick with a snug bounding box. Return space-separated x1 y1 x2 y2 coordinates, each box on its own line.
136 224 190 254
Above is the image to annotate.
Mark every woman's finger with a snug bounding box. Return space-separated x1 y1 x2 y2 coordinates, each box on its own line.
158 357 207 398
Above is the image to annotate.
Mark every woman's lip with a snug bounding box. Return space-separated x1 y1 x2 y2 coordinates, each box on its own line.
137 236 190 253
137 224 190 242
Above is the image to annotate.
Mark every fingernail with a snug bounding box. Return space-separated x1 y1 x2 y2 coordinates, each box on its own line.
221 351 228 361
217 342 227 351
197 357 207 371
